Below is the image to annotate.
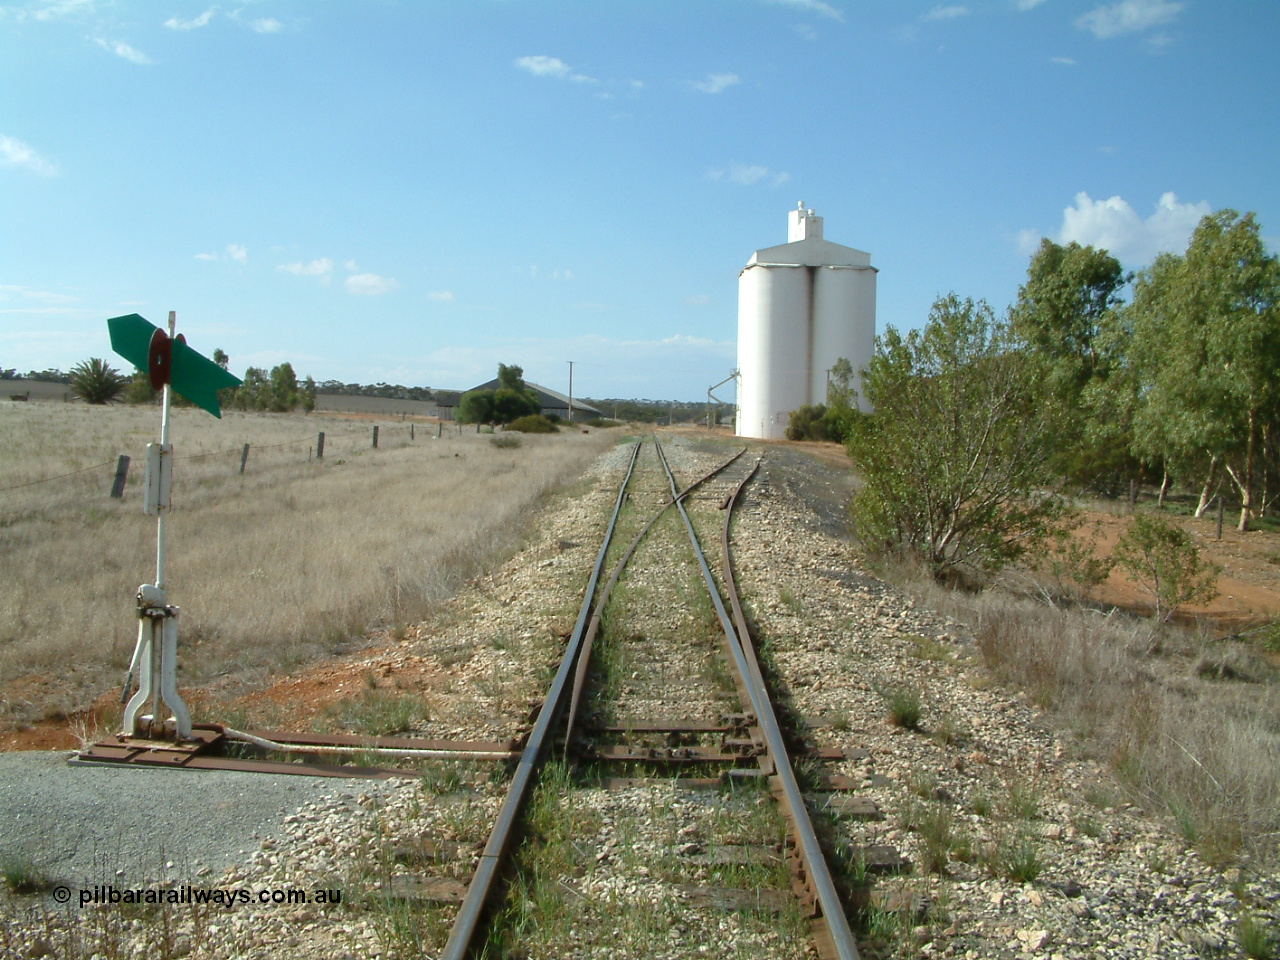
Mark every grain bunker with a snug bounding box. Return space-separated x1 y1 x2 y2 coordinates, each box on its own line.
735 204 877 440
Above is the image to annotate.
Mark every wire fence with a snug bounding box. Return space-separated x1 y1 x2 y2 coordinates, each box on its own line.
0 421 477 516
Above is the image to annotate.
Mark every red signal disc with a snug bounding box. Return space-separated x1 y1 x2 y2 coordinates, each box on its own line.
148 329 172 389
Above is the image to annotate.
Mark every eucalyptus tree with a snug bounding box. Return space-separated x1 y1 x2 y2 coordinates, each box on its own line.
1010 238 1135 489
1127 211 1280 530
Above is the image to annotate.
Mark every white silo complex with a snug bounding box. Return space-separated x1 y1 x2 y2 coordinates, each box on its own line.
735 204 877 440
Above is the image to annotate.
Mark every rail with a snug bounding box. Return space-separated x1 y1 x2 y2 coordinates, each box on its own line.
656 442 861 960
439 441 642 960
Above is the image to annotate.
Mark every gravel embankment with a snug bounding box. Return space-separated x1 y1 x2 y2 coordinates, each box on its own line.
731 453 1278 959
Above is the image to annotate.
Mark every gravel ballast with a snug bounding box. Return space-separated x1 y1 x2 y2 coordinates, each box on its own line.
1 435 1276 959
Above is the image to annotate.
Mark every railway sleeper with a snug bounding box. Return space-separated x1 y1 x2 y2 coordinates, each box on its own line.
579 743 762 763
391 838 482 865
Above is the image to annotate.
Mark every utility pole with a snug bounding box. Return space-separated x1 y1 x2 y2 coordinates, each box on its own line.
567 361 574 423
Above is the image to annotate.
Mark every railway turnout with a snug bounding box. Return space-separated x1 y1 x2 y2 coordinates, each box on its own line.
443 437 873 959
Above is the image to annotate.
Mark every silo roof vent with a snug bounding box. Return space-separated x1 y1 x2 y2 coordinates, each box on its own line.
788 203 824 242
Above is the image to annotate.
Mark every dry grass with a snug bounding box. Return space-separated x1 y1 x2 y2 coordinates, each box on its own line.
0 402 613 726
884 559 1280 868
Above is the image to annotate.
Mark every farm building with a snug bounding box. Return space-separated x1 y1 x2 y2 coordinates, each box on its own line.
435 381 602 423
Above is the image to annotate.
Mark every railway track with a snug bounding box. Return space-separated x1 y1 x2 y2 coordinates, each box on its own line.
440 437 872 959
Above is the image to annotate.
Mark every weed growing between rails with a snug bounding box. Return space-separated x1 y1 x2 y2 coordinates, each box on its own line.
488 766 810 960
0 405 614 730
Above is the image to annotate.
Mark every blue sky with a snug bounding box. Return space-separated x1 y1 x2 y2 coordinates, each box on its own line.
3 0 1277 401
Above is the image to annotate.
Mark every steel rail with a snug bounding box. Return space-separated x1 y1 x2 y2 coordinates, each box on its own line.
655 442 862 960
440 440 642 960
562 443 747 748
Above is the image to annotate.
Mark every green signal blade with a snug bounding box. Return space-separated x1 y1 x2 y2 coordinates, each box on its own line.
107 313 159 371
171 338 242 418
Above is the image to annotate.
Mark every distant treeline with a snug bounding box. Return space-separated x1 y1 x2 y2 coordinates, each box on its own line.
315 380 437 401
2 368 69 383
2 368 720 422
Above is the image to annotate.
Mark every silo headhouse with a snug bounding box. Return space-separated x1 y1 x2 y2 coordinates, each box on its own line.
735 204 877 440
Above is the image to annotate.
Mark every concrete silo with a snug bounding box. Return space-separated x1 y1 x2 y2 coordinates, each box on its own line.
735 204 877 439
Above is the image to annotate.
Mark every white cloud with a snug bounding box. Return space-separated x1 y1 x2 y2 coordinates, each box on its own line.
0 284 77 304
165 8 215 30
695 73 740 94
793 23 819 39
1076 0 1183 39
527 266 574 281
344 260 357 270
1050 56 1078 65
514 55 595 84
516 55 570 78
20 0 94 22
709 163 791 187
765 0 844 22
0 135 57 176
195 244 251 264
922 5 970 21
94 38 152 64
279 258 334 278
683 294 710 306
346 273 398 296
1015 228 1043 257
1023 191 1211 265
249 17 282 34
428 290 455 302
731 165 767 185
1014 0 1048 9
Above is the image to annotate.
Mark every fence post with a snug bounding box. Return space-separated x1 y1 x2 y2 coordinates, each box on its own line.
372 425 379 449
1217 496 1225 541
110 455 131 498
410 423 415 441
317 432 325 459
239 443 250 475
437 421 442 438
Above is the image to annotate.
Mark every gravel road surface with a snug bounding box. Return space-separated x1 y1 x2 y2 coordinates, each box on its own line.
0 751 386 890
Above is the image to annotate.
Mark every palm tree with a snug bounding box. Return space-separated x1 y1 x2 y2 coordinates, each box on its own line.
68 358 127 404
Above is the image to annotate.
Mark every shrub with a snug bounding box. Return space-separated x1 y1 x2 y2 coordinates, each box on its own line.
1237 912 1278 960
68 358 127 404
846 294 1068 579
1039 521 1116 597
490 435 522 449
507 414 559 434
585 418 618 428
877 682 923 730
1 854 52 894
786 404 832 441
903 800 955 873
124 370 159 405
987 830 1043 882
1113 513 1220 622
